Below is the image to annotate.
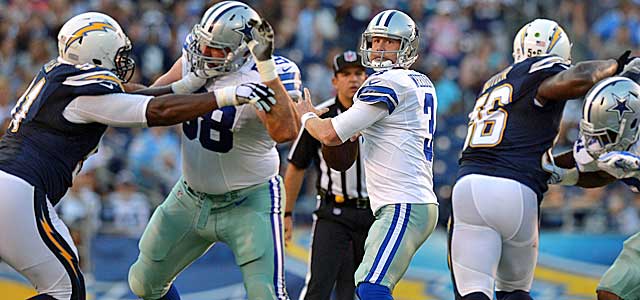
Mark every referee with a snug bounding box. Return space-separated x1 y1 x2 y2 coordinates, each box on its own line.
284 51 374 300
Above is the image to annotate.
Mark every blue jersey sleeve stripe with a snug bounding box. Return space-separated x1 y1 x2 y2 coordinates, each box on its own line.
357 85 398 105
359 94 396 113
278 72 298 81
283 83 301 92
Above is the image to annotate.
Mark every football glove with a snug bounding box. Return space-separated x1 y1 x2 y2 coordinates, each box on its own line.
214 83 277 112
247 19 277 82
597 151 640 179
615 50 633 75
542 150 578 185
247 19 274 62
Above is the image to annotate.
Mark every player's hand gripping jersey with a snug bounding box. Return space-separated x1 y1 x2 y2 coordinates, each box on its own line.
350 68 438 213
459 55 570 200
0 60 132 204
180 38 302 194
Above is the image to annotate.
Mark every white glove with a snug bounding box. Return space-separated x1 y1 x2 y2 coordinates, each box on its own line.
597 151 640 179
214 83 277 112
170 72 207 94
542 150 578 185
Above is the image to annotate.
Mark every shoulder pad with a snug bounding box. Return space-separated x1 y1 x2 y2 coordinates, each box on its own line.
63 69 125 91
274 56 302 99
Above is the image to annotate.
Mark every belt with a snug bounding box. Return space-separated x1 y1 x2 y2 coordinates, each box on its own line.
318 188 370 209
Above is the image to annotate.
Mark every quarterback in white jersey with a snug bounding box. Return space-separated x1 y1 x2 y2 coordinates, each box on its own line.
128 2 299 300
340 68 438 212
296 10 439 300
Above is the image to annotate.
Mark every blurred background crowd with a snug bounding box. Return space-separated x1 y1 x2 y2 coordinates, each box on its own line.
1 0 640 273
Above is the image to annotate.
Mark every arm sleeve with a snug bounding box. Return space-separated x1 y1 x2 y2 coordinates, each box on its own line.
63 93 152 127
287 127 321 169
331 101 388 143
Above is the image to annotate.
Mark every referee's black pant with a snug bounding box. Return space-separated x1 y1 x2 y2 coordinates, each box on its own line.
301 199 375 300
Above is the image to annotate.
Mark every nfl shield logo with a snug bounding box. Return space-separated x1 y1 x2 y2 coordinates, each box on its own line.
344 51 357 62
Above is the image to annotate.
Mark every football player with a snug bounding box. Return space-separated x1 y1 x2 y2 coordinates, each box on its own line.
542 59 640 300
127 2 301 300
295 10 439 300
449 18 624 300
0 12 275 300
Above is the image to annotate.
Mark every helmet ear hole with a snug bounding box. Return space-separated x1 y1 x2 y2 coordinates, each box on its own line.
631 119 638 129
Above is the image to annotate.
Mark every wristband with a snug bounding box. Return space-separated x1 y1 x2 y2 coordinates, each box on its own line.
213 86 237 108
255 59 278 82
284 212 293 218
170 80 189 94
301 112 318 127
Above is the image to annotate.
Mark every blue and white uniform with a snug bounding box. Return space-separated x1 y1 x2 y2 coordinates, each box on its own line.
331 68 439 291
127 32 302 299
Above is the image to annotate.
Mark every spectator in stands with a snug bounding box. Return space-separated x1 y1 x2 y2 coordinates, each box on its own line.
104 171 151 239
127 126 181 195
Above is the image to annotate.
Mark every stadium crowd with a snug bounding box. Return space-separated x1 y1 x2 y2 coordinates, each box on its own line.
0 0 639 262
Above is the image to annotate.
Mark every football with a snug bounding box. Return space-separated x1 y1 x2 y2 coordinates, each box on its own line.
321 138 359 171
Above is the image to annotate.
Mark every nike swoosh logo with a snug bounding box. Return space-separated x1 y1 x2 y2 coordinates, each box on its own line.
99 83 114 89
281 66 292 73
369 79 381 85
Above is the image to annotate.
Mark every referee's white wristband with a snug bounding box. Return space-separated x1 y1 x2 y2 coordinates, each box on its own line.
301 112 319 127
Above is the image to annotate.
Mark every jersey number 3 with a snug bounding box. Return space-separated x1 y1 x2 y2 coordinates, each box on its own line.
183 107 236 153
463 84 513 149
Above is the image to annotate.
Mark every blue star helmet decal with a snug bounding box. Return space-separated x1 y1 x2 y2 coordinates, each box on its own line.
234 17 254 41
606 93 635 121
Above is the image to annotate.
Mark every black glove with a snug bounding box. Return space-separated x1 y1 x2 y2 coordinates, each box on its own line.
615 50 633 74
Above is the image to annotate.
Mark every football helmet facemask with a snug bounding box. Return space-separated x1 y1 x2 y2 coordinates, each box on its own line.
185 1 261 78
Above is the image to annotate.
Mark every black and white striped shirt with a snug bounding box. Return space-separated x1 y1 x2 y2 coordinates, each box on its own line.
288 97 368 199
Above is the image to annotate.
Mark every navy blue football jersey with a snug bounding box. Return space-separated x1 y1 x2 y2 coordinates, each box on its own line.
458 55 571 200
0 60 125 204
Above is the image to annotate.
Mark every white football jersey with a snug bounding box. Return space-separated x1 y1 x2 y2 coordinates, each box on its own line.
574 135 640 172
180 53 302 194
354 69 438 213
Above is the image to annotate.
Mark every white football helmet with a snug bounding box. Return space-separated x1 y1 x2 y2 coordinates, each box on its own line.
57 12 135 82
512 18 572 64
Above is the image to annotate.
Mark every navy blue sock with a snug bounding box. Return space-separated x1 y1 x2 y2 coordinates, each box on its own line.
159 284 181 300
356 282 393 300
459 292 491 300
496 290 532 300
27 295 57 300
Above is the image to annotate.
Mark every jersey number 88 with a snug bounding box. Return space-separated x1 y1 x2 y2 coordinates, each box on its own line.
183 107 236 153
